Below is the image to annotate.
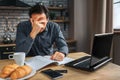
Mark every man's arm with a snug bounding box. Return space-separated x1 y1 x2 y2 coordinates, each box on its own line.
51 24 68 61
55 25 69 55
16 18 45 54
15 22 34 54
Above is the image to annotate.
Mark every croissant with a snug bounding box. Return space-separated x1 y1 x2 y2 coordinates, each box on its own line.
0 64 19 78
10 65 32 79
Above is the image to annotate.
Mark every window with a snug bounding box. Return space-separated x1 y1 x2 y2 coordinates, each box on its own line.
113 0 120 29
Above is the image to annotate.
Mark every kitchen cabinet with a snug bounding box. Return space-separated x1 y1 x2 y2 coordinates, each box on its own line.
0 44 16 59
67 40 77 52
0 0 76 53
48 6 76 52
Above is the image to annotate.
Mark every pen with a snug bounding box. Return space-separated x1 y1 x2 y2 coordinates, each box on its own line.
54 70 68 73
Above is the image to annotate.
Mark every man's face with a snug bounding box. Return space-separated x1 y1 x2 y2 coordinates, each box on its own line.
31 13 48 32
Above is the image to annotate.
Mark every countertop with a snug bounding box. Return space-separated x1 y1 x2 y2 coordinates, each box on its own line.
0 43 16 47
0 52 120 80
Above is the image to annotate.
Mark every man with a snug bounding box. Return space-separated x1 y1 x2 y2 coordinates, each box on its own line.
15 4 68 61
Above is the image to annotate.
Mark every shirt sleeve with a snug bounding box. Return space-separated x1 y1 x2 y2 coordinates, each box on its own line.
15 23 34 55
55 24 69 55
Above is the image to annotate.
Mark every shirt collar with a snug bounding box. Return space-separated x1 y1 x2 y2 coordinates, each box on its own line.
44 23 48 32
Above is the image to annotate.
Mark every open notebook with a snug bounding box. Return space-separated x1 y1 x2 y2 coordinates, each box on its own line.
25 55 74 71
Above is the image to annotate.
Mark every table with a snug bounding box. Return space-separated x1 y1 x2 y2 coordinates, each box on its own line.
0 52 120 80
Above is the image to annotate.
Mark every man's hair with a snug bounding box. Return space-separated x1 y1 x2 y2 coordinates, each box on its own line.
29 4 49 18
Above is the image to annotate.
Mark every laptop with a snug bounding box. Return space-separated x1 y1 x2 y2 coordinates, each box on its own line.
65 33 113 71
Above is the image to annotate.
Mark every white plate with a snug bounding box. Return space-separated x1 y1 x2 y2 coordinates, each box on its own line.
0 69 36 80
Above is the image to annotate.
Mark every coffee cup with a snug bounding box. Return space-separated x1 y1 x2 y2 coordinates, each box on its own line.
8 52 25 66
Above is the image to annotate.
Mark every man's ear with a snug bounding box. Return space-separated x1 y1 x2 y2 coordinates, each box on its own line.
30 18 34 27
47 18 49 21
30 18 34 22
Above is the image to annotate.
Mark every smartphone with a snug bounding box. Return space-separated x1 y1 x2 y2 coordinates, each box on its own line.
41 69 63 79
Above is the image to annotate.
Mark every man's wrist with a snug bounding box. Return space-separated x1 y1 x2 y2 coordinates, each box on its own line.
60 51 67 57
30 32 36 39
55 51 66 57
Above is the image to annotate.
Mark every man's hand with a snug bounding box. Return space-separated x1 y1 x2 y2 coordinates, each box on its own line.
30 18 44 39
51 51 65 61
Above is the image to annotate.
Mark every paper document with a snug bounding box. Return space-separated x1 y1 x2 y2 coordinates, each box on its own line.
25 55 74 71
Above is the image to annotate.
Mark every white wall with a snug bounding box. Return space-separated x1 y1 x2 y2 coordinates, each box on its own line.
74 0 90 53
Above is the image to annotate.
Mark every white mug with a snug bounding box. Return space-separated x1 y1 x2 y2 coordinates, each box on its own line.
8 52 25 66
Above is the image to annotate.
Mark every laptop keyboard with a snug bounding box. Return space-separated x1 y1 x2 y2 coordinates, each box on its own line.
73 57 108 68
65 56 91 68
74 58 91 68
90 56 109 66
65 55 111 71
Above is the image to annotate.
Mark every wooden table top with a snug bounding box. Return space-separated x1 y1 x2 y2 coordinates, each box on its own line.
0 52 120 80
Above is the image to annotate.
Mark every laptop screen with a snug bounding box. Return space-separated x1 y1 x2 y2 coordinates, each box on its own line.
90 33 113 66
